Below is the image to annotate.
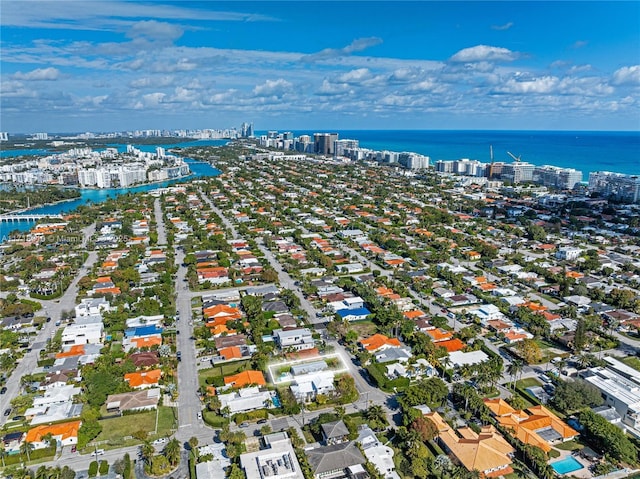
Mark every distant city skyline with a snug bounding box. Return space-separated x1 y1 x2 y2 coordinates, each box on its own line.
1 1 639 133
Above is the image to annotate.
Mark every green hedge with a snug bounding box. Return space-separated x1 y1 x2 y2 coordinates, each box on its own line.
3 446 56 465
203 410 229 427
88 461 98 478
366 363 410 392
99 460 109 475
233 409 268 424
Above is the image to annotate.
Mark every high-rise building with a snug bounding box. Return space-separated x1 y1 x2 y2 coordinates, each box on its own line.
501 161 535 184
314 133 338 155
334 139 359 157
533 165 583 190
241 122 254 138
0 132 8 142
589 171 640 203
398 152 430 170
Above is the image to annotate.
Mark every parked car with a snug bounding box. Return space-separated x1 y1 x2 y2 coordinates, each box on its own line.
0 387 7 394
152 438 167 446
3 408 11 416
257 419 268 424
239 422 249 428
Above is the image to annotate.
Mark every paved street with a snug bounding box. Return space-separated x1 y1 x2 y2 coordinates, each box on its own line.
153 197 167 246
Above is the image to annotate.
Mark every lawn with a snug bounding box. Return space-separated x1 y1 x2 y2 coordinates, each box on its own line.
349 321 378 339
198 360 250 387
515 377 543 389
555 440 584 451
92 406 177 447
621 355 640 372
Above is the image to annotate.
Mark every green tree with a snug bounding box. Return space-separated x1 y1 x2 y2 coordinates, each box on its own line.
164 438 181 466
552 379 603 413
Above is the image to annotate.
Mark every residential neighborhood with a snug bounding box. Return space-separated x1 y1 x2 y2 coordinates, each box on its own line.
0 138 639 479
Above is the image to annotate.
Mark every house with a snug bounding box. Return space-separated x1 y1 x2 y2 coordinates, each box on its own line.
484 399 578 452
25 420 82 449
218 387 276 414
471 304 504 324
503 328 534 344
425 328 453 343
273 328 315 351
426 411 514 477
357 426 400 479
129 351 160 368
556 246 581 261
124 369 162 389
305 441 368 479
61 323 103 345
106 388 160 414
75 297 112 317
291 371 335 403
581 367 640 431
240 433 304 479
448 350 489 368
224 370 266 389
359 334 401 352
336 307 371 322
321 420 350 445
2 431 25 454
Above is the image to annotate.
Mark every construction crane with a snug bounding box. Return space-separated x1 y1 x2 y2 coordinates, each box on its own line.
507 151 522 162
487 145 495 179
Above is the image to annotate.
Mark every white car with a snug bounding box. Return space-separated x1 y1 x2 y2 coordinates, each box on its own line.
152 438 167 446
91 449 105 456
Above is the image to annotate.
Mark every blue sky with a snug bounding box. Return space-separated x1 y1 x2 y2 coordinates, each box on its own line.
1 1 639 133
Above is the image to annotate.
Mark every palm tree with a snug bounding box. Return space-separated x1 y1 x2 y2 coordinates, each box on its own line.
507 360 524 390
0 444 5 467
440 356 452 378
140 441 154 464
164 438 181 466
20 440 34 463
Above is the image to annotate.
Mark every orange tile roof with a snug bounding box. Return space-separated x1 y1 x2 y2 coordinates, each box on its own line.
504 331 529 342
426 328 454 342
132 335 162 348
403 310 426 319
224 370 266 388
285 348 320 360
438 338 465 352
218 346 243 360
55 345 85 358
124 369 162 388
26 420 82 444
359 334 402 352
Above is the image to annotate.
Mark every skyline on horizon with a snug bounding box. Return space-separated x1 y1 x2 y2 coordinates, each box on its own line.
1 1 639 133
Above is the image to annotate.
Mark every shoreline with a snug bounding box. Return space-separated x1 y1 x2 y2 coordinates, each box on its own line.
0 195 80 216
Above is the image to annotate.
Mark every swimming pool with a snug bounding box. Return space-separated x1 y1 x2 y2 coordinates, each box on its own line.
551 456 584 475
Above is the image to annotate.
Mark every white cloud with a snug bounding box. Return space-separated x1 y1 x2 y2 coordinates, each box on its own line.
302 37 382 62
133 92 166 109
612 65 640 85
252 79 293 97
316 80 350 96
126 20 184 43
450 45 519 63
13 67 60 81
338 68 372 84
491 22 514 31
130 76 175 88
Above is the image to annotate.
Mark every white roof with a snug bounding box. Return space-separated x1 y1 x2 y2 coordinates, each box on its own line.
448 350 489 367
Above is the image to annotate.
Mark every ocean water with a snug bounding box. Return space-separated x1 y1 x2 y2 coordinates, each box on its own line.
272 130 640 176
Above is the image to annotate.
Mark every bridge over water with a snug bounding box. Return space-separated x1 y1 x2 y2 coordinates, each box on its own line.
0 214 64 222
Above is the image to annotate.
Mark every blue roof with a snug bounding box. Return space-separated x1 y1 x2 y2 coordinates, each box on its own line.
336 307 371 318
125 325 163 338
